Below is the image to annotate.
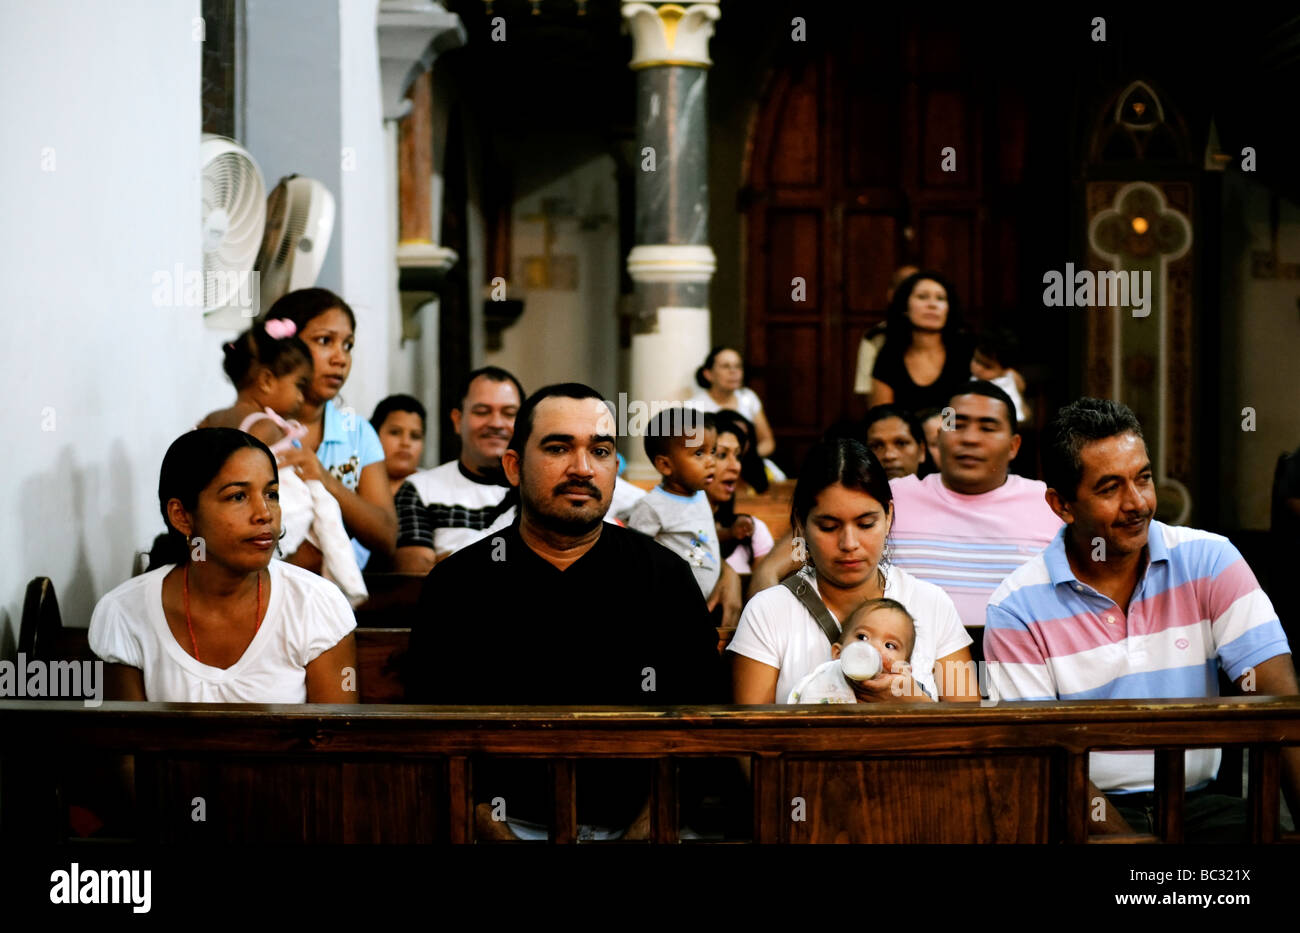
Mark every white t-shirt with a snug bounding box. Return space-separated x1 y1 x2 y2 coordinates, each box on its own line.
89 561 356 703
607 475 647 525
983 373 1028 424
405 460 516 559
625 486 722 597
687 386 764 423
727 566 972 703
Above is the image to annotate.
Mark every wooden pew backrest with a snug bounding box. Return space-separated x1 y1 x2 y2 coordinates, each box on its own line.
356 628 408 703
354 572 425 628
3 698 1297 845
19 577 64 661
733 479 796 542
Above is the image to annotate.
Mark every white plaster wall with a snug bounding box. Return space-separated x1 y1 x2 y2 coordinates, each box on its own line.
337 0 395 422
1224 176 1300 529
0 0 412 645
244 0 344 293
0 0 236 640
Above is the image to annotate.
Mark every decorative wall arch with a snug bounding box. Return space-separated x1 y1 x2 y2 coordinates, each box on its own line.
1083 79 1197 523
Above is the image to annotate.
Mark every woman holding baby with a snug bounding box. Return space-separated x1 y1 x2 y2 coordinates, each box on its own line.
728 437 979 703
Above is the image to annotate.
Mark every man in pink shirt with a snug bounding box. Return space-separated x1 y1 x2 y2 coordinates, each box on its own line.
888 382 1062 658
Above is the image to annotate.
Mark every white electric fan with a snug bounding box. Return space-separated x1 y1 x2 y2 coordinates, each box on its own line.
255 174 337 311
200 134 266 324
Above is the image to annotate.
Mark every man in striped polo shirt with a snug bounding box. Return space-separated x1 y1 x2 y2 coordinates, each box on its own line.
888 382 1062 657
985 398 1299 840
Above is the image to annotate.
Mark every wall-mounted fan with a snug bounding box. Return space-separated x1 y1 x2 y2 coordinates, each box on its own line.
200 134 266 323
255 174 336 311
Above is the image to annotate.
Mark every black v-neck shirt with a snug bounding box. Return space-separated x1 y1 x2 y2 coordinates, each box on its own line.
404 521 725 829
406 521 724 705
871 334 974 416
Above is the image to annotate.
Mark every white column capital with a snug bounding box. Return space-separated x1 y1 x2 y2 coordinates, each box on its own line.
378 0 466 120
621 1 720 70
626 244 716 283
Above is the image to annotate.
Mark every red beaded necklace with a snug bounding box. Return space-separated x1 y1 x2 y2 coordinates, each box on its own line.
182 564 262 665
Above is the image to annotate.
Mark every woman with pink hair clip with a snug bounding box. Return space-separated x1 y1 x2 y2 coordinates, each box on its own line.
198 318 367 606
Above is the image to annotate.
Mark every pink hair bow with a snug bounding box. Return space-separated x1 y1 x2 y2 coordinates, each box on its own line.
264 318 297 340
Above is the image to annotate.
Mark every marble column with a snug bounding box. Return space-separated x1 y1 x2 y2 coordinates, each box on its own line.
622 1 720 479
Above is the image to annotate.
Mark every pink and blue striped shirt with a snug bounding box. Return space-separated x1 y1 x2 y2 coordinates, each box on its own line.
985 520 1292 792
888 473 1062 630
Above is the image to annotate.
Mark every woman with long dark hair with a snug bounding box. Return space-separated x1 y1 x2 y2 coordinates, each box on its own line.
90 428 357 702
868 270 972 415
260 288 397 567
728 437 977 703
708 411 774 574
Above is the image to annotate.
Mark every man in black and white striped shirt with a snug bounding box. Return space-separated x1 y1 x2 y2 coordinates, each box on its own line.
394 367 524 573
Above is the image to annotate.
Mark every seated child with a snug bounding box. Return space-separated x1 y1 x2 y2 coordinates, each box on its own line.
788 597 925 703
198 318 367 606
625 407 723 600
708 411 774 573
917 407 943 474
969 327 1029 425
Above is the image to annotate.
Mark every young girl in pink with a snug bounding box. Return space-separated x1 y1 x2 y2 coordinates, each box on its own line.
199 319 367 605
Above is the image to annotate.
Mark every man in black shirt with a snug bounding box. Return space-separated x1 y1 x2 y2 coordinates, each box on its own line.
405 383 724 839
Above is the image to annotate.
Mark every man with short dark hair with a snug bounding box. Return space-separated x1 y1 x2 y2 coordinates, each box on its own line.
394 367 523 572
863 404 928 479
985 397 1300 840
404 383 723 840
885 382 1061 646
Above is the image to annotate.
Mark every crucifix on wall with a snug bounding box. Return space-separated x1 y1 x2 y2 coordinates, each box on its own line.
520 197 579 291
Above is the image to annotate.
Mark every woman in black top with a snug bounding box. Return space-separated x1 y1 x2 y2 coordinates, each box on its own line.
868 270 971 416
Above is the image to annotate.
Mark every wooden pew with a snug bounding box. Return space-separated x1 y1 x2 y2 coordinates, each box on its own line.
353 572 426 627
19 577 64 661
356 628 408 703
2 698 1297 844
733 478 796 542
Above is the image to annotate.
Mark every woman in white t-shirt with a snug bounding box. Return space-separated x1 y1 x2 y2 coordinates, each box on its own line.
729 436 978 704
90 428 357 703
688 347 777 459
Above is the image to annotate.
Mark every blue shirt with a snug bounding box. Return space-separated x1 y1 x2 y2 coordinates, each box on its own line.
315 400 386 568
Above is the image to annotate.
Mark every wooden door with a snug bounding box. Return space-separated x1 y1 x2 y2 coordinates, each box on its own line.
743 15 1025 473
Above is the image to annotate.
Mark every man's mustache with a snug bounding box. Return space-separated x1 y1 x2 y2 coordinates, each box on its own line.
553 481 602 501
